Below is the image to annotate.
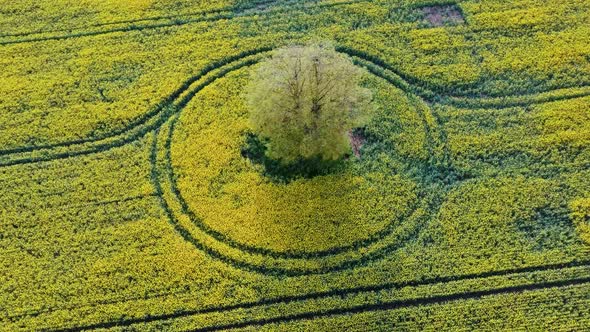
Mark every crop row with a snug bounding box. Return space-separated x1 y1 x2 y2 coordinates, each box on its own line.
3 43 588 172
4 146 583 326
1 0 588 155
0 49 270 168
0 0 369 46
1 0 588 159
44 264 590 331
0 0 285 39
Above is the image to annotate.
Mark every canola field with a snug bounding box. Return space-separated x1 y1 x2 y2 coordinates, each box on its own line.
1 0 590 330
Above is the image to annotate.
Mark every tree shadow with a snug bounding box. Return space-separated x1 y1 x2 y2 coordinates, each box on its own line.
240 133 347 183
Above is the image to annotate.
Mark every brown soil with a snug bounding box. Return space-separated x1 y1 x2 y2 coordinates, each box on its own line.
348 131 366 159
421 5 465 27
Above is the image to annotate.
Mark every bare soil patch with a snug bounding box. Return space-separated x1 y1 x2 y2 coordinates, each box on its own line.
421 4 465 27
348 130 366 158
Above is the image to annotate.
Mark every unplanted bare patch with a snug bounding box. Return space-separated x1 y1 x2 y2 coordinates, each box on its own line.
421 4 465 27
348 130 366 158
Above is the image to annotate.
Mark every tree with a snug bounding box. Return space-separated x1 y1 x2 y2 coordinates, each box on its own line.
245 42 373 164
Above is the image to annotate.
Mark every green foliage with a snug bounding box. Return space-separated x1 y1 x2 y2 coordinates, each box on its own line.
245 42 373 164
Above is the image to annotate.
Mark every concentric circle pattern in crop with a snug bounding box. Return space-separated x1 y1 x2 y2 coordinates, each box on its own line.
1 0 590 331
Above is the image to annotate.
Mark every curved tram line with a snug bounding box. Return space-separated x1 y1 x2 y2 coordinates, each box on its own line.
157 91 435 260
0 48 271 165
5 47 590 329
2 45 590 167
151 118 436 276
149 45 448 276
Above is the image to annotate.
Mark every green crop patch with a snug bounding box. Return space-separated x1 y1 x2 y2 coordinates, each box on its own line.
1 0 589 331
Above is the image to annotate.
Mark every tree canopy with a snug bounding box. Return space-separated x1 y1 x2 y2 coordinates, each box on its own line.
245 42 373 164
